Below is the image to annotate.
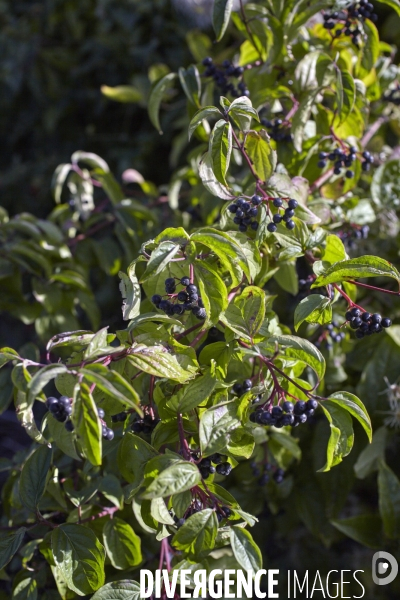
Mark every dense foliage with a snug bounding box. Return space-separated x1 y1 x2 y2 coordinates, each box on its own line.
2 0 400 598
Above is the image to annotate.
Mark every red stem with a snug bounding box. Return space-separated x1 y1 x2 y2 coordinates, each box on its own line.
347 279 400 296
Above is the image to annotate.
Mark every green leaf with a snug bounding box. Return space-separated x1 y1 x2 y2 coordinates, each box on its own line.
194 260 228 325
220 286 266 340
117 433 158 487
378 460 400 539
312 255 400 287
198 151 233 200
0 347 20 369
102 518 142 570
142 460 201 499
199 403 240 456
0 528 26 570
27 364 68 406
375 0 400 16
331 515 382 549
141 242 181 282
172 490 192 519
12 577 37 600
357 20 380 78
52 524 105 595
319 400 354 472
150 497 175 525
15 391 46 444
83 327 111 360
322 234 347 265
228 96 259 131
191 228 251 283
148 73 177 134
291 91 317 152
294 294 332 331
244 130 276 182
327 391 372 443
268 334 326 381
172 509 218 556
178 65 201 107
80 364 140 409
167 372 216 413
213 0 233 41
101 85 142 103
127 345 195 383
209 120 232 186
19 445 52 512
336 70 356 125
354 426 387 480
229 526 262 574
188 106 222 140
91 581 143 600
119 262 141 321
72 383 102 466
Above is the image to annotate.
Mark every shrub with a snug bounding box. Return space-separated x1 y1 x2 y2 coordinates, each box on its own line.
1 0 400 597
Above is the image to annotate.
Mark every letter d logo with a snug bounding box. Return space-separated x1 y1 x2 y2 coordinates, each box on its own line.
372 551 398 586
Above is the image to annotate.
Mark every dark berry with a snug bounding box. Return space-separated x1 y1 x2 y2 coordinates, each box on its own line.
97 407 105 419
382 318 392 328
273 198 283 208
243 379 252 390
251 221 258 231
350 317 362 329
46 397 59 410
228 204 238 213
186 284 198 294
284 209 295 218
251 195 262 205
180 277 190 286
273 214 282 224
165 277 175 287
288 199 298 209
233 382 243 394
307 399 318 411
65 420 74 432
202 57 213 66
282 401 294 413
248 207 258 217
294 401 306 415
271 406 283 417
267 223 277 233
350 307 362 318
286 220 295 230
371 313 382 324
173 304 184 315
345 170 354 179
177 291 188 302
151 294 162 306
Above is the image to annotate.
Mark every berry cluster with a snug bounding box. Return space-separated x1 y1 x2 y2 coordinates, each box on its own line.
202 57 248 98
323 2 377 46
315 321 346 350
317 147 357 178
228 196 260 232
267 197 298 232
250 461 285 485
132 413 161 435
338 224 370 249
198 453 232 479
250 399 318 428
46 397 114 439
261 118 293 143
46 395 72 424
232 379 253 395
152 278 206 320
345 307 392 339
111 411 128 423
361 150 374 172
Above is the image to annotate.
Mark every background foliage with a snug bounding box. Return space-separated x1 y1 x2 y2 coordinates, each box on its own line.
2 1 400 599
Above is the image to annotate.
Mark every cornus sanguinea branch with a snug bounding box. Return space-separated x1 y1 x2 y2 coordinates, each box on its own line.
1 1 399 597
